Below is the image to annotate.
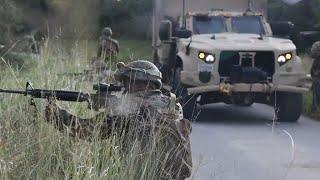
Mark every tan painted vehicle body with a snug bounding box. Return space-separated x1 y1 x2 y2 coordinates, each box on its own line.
152 0 310 121
178 21 308 94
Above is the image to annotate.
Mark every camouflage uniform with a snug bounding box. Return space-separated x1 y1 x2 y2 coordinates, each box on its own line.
311 41 320 111
45 60 192 179
97 27 119 63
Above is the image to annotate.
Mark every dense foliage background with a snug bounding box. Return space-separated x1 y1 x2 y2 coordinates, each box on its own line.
269 0 320 31
0 0 319 45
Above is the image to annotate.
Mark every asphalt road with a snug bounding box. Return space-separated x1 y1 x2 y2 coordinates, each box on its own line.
190 103 320 180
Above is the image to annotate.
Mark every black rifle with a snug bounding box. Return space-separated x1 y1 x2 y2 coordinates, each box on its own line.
0 82 122 109
58 69 94 77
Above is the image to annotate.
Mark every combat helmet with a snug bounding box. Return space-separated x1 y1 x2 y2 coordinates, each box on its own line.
102 27 112 36
311 41 320 59
114 60 163 89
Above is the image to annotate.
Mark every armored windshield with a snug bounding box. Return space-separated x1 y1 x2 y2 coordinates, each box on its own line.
193 16 227 34
231 16 265 35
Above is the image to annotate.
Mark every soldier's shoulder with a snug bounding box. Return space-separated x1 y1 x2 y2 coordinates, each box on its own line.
311 41 320 58
143 90 174 105
313 60 320 67
110 38 119 44
145 90 169 101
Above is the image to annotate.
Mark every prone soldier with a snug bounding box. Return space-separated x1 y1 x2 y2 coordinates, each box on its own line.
97 27 120 63
45 60 192 179
311 41 320 111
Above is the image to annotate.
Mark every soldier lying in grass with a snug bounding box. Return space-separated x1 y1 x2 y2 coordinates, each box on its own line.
45 60 192 180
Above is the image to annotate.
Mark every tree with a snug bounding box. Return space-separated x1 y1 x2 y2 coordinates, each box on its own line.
0 0 22 44
268 0 320 31
99 0 153 37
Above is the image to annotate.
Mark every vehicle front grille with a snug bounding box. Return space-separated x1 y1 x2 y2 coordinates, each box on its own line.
219 51 275 77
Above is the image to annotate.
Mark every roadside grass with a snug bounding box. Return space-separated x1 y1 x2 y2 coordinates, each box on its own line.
0 37 182 179
300 54 320 119
303 91 320 119
117 37 152 62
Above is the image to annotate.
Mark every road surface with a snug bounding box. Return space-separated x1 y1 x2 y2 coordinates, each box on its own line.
190 103 320 180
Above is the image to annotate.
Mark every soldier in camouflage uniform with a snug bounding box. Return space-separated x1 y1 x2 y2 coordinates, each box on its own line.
45 60 192 179
311 41 320 111
97 27 119 63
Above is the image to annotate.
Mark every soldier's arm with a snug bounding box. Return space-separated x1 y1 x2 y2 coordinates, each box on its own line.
114 40 120 53
45 102 112 139
97 45 102 57
311 62 320 78
97 39 108 57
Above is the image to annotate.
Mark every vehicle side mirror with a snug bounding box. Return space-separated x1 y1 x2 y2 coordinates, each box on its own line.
159 20 172 41
173 28 192 39
270 21 296 39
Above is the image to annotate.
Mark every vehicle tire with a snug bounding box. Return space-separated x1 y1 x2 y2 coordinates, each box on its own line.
275 92 302 122
172 67 199 120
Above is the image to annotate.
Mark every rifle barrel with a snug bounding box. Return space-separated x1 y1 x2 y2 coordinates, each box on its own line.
0 88 89 102
0 89 26 95
30 89 89 102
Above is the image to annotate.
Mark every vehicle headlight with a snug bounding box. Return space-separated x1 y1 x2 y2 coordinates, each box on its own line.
198 52 206 59
198 51 215 63
277 52 292 65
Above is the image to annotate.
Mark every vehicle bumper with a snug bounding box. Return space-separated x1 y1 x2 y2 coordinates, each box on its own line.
187 83 309 95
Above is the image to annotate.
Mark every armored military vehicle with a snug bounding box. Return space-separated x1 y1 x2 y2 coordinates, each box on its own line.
152 0 310 122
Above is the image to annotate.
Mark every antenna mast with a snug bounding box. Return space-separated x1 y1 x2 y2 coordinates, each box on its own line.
247 0 253 12
244 0 254 15
182 0 186 28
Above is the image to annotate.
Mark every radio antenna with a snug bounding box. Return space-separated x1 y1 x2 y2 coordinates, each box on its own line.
248 0 253 11
182 0 186 28
244 0 254 15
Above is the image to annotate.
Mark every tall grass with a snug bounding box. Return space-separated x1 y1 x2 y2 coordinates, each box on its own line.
0 37 185 179
300 54 320 119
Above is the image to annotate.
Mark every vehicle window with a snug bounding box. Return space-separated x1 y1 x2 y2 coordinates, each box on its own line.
231 16 265 35
193 16 227 34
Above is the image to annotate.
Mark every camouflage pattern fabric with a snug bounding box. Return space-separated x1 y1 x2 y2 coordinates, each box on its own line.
311 41 320 59
97 35 119 63
311 59 320 83
311 81 320 111
311 41 320 111
90 58 109 72
45 89 192 179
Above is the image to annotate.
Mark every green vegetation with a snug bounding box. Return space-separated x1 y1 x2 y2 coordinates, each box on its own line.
117 37 152 62
1 1 320 178
302 91 320 120
0 38 173 180
268 0 320 31
0 0 22 44
100 0 152 38
303 89 320 119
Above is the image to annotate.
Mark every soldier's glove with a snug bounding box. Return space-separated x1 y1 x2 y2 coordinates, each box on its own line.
175 118 192 142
